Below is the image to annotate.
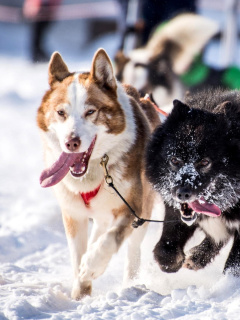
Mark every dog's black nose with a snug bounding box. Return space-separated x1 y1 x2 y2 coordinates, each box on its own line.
176 187 192 201
65 137 81 152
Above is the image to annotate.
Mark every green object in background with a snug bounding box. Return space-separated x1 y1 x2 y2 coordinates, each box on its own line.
180 55 210 87
153 23 210 87
222 66 240 89
152 21 240 90
154 21 168 33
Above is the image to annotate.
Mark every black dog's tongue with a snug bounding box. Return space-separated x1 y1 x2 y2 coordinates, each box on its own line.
188 197 221 217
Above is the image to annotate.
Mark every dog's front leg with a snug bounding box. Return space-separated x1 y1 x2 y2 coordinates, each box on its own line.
224 231 240 276
79 215 132 282
62 211 91 300
124 185 155 282
183 235 225 271
88 218 113 246
124 222 149 284
154 204 197 273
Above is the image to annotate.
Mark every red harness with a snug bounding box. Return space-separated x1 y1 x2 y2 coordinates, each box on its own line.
144 93 169 117
80 184 101 206
151 101 169 117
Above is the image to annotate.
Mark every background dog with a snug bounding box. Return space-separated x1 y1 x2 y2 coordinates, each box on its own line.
145 88 240 275
37 49 160 300
114 13 219 111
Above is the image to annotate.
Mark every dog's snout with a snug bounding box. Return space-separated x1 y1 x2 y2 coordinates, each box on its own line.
176 187 192 202
65 137 81 152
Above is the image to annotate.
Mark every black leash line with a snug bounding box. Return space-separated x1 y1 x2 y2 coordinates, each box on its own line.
100 154 179 228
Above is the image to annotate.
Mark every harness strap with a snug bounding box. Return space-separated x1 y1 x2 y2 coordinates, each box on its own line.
144 93 168 117
100 154 179 228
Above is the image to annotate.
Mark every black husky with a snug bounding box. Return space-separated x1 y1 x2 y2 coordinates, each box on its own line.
145 89 240 275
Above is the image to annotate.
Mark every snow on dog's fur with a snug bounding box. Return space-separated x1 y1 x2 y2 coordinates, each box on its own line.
115 13 219 111
37 49 160 300
145 89 240 276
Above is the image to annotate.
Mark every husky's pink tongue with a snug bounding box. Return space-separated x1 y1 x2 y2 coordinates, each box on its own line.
40 136 96 188
188 197 221 217
40 152 79 188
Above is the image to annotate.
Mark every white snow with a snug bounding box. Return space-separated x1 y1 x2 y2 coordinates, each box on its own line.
1 20 240 320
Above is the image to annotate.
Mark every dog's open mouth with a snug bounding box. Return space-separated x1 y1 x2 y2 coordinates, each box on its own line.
180 197 221 225
40 136 96 188
180 203 198 225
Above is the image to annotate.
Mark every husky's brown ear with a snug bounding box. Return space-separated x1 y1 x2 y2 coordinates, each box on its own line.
48 52 70 86
91 49 117 91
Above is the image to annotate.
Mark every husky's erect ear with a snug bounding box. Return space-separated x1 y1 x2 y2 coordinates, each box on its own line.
48 52 70 86
91 48 117 91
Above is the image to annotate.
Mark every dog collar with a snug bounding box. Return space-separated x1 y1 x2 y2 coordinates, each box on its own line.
80 184 101 207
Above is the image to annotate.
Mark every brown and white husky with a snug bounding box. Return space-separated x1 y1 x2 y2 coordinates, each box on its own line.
37 49 160 300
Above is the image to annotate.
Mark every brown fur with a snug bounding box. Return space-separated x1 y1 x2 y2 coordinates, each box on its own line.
63 213 78 238
48 52 71 85
122 83 160 130
86 82 125 134
139 99 161 130
114 50 130 81
37 75 75 131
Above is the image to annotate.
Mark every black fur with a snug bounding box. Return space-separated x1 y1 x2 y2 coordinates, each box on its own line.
145 88 240 274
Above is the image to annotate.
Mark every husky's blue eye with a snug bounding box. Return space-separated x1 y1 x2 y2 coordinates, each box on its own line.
86 109 96 116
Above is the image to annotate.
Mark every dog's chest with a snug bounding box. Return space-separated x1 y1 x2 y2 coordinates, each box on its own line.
54 163 132 221
198 217 230 243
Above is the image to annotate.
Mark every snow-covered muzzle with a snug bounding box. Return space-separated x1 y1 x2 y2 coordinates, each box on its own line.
153 168 240 226
40 136 97 188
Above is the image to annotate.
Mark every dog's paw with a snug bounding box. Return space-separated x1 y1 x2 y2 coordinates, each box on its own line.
159 253 185 273
154 244 185 273
182 255 203 271
79 245 109 281
71 278 92 300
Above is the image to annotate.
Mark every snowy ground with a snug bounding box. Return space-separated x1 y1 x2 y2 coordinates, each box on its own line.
1 14 240 320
